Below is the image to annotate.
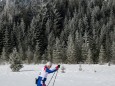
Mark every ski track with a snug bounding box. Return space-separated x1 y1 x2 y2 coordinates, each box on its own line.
0 64 115 86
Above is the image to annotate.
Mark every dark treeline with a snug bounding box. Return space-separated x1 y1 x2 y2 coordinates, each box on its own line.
0 0 115 64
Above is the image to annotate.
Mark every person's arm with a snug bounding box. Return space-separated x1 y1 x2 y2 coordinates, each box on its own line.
46 65 60 73
46 68 57 73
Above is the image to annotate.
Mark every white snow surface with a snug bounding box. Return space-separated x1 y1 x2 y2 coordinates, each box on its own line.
0 64 115 86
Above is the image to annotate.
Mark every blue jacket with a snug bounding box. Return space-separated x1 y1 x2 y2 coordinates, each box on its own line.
37 66 57 86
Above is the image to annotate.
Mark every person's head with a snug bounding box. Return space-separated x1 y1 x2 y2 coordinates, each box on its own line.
46 62 52 69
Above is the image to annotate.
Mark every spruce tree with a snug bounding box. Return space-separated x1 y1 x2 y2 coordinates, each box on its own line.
67 34 77 63
61 41 67 63
9 48 23 72
99 45 106 65
29 17 37 48
33 42 41 64
86 48 93 64
26 46 33 64
4 27 11 56
53 37 62 63
81 31 89 62
0 31 2 55
111 27 115 63
1 47 8 61
47 31 55 62
111 41 115 63
105 23 112 62
75 30 82 63
19 45 26 61
60 17 69 43
46 2 61 37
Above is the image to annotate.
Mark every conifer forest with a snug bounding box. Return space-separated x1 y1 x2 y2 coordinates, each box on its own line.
0 0 115 64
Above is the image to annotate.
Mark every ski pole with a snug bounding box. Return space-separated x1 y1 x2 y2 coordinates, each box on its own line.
47 72 56 86
52 70 58 86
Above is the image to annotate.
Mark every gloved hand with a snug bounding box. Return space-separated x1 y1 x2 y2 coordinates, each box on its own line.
58 65 60 68
56 65 60 70
42 83 46 86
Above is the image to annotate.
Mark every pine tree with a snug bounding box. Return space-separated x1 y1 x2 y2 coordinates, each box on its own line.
18 19 25 49
99 45 106 65
4 0 10 12
47 32 55 62
47 45 53 62
26 46 33 64
45 19 51 36
1 47 8 61
60 17 69 43
83 15 89 32
86 48 93 64
78 18 84 36
111 41 115 63
41 50 47 63
75 30 82 63
82 31 89 62
28 17 37 49
46 2 61 37
53 37 62 63
15 20 26 61
10 30 15 49
19 45 26 61
111 27 115 63
0 31 2 55
4 27 11 56
33 42 41 64
9 48 23 72
67 34 77 63
61 41 67 63
68 18 76 38
30 0 40 15
105 23 112 62
34 12 47 54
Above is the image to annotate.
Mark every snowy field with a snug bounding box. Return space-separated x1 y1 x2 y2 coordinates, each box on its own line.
0 64 115 86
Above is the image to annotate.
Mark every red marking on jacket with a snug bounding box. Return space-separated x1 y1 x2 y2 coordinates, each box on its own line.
44 66 47 71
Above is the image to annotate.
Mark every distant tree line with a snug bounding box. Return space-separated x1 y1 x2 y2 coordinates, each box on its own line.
0 0 115 64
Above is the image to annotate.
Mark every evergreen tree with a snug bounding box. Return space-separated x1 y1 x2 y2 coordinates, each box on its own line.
0 31 2 55
60 17 69 43
28 17 37 49
75 30 83 63
26 46 33 64
19 45 26 61
53 37 62 63
83 15 89 32
45 19 51 36
61 41 67 63
47 31 55 62
99 45 106 65
46 2 61 37
9 48 23 72
105 23 112 62
1 47 8 61
81 31 89 62
86 48 93 64
111 41 115 63
78 18 84 36
33 42 41 64
67 34 77 63
4 27 11 56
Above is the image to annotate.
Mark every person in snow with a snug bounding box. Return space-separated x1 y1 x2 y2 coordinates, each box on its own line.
37 62 60 86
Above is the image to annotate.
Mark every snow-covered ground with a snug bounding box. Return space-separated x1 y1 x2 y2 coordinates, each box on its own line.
0 64 115 86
